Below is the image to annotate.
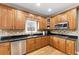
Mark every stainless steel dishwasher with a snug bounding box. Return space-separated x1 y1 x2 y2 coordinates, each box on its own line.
11 40 26 55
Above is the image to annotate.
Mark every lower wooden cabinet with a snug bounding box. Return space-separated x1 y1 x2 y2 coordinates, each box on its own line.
49 36 76 55
58 38 66 52
52 36 66 53
35 37 42 49
66 40 76 55
52 37 59 49
41 37 48 47
26 36 49 53
49 36 53 46
26 38 36 53
0 42 11 55
45 36 49 45
26 36 76 55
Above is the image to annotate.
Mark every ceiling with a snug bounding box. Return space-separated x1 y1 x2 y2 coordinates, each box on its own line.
5 3 79 17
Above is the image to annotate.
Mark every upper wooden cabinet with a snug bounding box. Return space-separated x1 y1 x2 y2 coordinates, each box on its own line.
0 4 26 30
66 9 77 30
7 7 16 29
38 17 47 30
0 5 16 29
0 4 48 30
50 8 77 30
50 16 58 29
15 10 25 29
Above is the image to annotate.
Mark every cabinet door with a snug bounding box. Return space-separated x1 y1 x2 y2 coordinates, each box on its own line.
56 15 62 23
58 38 66 52
66 40 76 55
50 16 57 29
26 39 36 53
45 36 49 45
67 9 77 30
15 10 25 29
0 42 10 55
53 37 59 49
49 36 53 46
0 5 8 29
0 5 16 29
6 7 16 29
28 13 35 19
39 17 47 30
35 38 41 49
41 37 48 47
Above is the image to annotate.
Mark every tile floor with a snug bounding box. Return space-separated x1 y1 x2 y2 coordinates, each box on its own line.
27 46 66 55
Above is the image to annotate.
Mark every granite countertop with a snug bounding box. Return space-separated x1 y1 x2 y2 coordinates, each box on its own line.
0 33 78 43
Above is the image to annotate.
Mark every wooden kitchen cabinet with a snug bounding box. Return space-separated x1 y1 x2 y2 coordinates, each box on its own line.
26 38 36 53
66 40 76 55
50 36 66 52
35 37 48 49
58 37 66 52
0 4 26 30
41 36 48 47
49 36 53 46
0 5 8 29
0 5 16 29
45 36 49 45
66 9 77 30
0 42 11 55
26 36 49 53
7 7 16 29
38 17 47 30
50 36 76 55
28 13 35 19
15 10 25 29
56 15 62 23
50 8 77 30
52 37 59 49
35 36 49 50
35 37 42 49
50 16 58 29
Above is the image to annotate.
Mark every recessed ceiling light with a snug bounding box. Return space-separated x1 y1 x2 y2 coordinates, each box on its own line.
48 8 52 12
36 3 40 6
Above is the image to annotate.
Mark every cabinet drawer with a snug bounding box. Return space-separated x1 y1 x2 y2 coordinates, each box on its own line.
0 42 10 55
0 42 10 46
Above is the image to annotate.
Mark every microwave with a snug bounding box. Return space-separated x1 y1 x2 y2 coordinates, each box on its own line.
55 22 68 29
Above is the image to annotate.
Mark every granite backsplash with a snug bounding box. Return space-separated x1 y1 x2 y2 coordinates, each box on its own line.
0 29 42 36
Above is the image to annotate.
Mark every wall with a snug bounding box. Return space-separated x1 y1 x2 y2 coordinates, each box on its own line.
77 8 79 54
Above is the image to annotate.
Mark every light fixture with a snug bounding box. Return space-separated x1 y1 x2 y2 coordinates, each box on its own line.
36 3 40 6
48 8 52 12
